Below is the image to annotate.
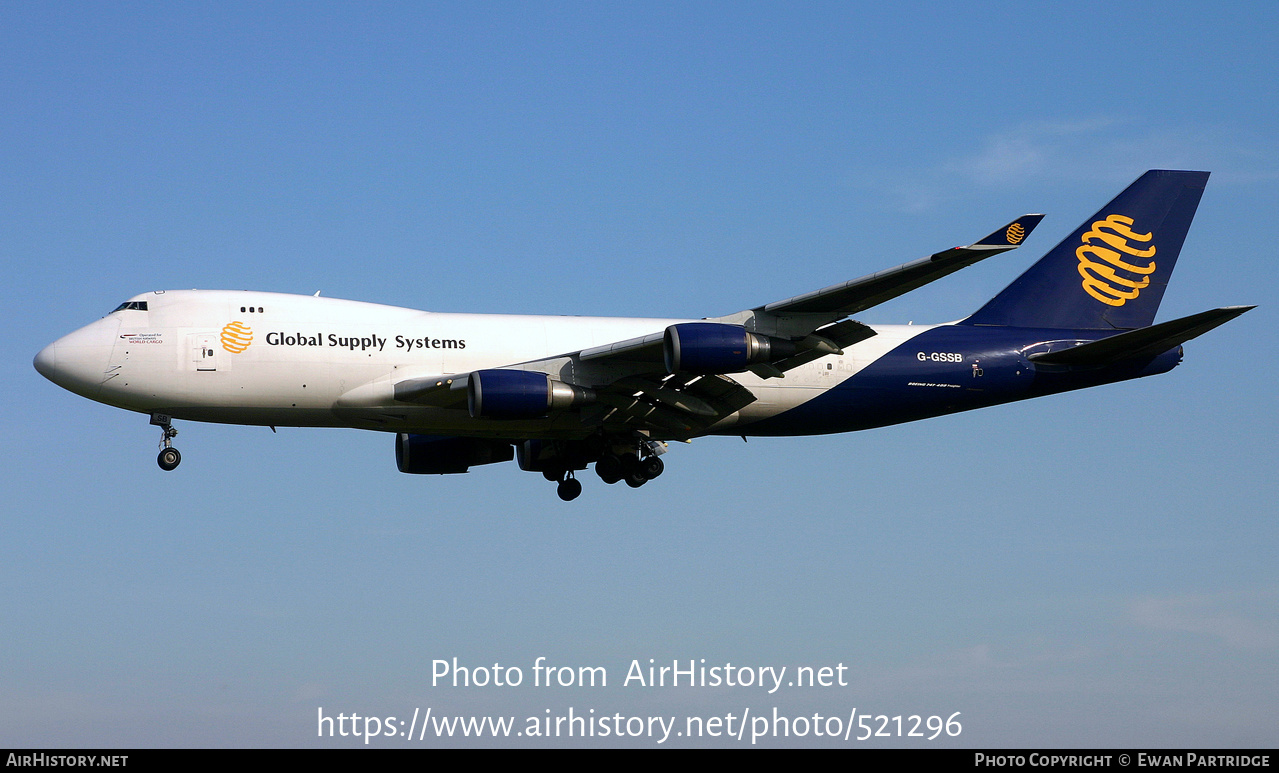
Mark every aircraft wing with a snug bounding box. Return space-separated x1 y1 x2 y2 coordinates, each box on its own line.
569 212 1044 365
714 214 1044 337
393 374 470 407
392 366 754 436
391 214 1045 435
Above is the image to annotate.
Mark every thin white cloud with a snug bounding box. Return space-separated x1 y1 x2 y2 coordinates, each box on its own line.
1130 589 1279 649
944 119 1123 185
864 119 1276 212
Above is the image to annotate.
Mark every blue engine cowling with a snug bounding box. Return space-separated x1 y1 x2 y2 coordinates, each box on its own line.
663 322 797 374
395 434 514 474
467 369 595 420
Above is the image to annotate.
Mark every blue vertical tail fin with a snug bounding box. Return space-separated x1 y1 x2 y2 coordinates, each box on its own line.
963 170 1209 329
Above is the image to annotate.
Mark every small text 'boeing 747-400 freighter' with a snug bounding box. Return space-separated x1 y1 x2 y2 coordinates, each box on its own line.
35 170 1252 500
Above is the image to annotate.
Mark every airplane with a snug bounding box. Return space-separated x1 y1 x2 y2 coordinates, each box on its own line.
34 170 1252 501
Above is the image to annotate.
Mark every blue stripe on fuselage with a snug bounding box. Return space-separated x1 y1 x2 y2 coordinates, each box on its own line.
734 325 1181 437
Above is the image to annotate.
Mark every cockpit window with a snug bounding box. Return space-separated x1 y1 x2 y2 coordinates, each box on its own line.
111 301 149 312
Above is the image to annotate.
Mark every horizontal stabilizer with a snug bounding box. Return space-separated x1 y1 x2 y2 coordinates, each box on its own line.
1029 306 1254 367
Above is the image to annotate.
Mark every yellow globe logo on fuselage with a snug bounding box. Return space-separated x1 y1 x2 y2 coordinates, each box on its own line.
221 321 253 353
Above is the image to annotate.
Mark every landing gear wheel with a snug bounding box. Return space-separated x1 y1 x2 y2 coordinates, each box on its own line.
620 452 648 487
557 477 582 501
157 447 181 471
595 454 623 484
641 456 664 479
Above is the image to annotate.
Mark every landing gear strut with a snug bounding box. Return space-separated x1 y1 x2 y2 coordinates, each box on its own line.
151 413 181 471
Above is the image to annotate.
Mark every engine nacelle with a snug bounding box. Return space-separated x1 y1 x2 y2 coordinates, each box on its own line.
395 434 514 474
663 322 797 374
467 369 595 420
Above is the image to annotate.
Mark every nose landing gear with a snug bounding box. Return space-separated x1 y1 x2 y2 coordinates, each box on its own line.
151 413 181 471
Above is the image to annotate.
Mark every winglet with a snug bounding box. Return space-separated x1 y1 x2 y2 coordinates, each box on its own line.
970 214 1045 249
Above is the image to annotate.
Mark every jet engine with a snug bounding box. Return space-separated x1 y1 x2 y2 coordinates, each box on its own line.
663 322 797 374
395 434 514 474
467 369 595 420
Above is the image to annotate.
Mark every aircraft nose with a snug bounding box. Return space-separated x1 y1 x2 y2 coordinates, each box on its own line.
34 319 119 398
33 342 57 380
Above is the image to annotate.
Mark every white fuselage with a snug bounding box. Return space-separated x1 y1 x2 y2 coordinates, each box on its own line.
36 290 929 439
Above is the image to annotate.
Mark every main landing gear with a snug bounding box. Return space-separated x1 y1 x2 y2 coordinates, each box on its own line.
576 437 666 498
594 450 664 488
529 435 668 501
151 413 181 471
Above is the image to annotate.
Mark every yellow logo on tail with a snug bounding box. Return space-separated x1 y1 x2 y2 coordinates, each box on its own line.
1076 214 1156 307
221 321 253 353
1006 222 1026 244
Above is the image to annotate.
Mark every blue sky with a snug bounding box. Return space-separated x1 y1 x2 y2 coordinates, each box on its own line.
3 1 1276 747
